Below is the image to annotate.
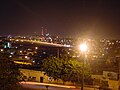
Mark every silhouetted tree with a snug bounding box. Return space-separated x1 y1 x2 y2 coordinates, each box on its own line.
0 52 22 90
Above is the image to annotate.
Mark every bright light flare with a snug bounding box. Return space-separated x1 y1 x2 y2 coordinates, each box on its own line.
79 43 87 52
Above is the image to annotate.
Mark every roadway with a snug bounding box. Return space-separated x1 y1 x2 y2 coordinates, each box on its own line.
20 82 99 90
11 38 71 47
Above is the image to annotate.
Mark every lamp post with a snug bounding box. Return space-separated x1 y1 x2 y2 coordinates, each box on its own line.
79 43 87 90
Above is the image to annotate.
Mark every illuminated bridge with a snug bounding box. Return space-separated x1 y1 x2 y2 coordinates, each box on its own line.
9 38 72 66
11 39 71 48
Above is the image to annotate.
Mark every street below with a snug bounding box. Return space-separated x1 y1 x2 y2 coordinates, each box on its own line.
20 82 99 90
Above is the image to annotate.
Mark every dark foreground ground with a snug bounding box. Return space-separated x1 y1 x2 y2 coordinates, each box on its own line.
21 87 45 90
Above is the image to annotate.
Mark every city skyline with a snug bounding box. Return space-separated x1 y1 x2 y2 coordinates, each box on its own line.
0 0 120 39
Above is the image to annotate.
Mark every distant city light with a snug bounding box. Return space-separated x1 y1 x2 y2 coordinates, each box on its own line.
10 52 14 55
25 56 28 59
9 55 12 58
0 49 3 52
16 39 19 41
20 50 22 53
35 47 38 50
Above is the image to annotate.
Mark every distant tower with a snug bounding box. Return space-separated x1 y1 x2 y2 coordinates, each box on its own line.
45 28 47 35
41 27 44 36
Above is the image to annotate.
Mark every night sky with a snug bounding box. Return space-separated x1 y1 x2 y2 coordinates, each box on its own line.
0 0 120 39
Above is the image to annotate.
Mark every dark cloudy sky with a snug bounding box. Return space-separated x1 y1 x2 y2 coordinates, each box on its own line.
0 0 120 39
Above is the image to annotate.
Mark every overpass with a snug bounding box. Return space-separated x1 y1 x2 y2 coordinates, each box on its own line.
11 38 71 48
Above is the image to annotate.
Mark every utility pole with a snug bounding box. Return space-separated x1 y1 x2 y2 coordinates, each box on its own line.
57 48 59 58
119 57 120 90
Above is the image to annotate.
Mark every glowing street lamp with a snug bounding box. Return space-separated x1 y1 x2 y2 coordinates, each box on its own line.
79 43 87 52
79 43 88 90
